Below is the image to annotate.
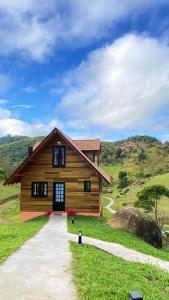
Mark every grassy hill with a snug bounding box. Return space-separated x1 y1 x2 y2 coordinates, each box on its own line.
0 134 44 175
107 172 169 218
101 135 169 179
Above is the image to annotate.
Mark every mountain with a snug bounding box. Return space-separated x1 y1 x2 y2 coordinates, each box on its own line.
101 135 169 177
0 134 169 178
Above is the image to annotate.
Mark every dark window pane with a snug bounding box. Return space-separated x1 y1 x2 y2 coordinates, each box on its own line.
32 182 48 197
53 146 65 167
84 180 91 192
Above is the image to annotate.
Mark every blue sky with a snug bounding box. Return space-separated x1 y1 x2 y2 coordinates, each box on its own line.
1 1 169 141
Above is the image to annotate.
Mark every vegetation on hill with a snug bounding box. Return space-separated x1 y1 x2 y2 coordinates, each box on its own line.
0 134 44 175
106 172 169 220
101 135 169 178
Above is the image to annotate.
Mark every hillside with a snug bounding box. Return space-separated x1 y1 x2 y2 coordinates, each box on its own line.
0 135 44 175
101 135 169 178
109 172 169 218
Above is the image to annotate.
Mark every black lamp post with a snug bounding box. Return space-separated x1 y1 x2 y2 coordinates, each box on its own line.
78 231 82 244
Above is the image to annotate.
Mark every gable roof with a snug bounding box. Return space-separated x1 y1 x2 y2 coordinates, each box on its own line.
4 128 110 185
73 139 100 151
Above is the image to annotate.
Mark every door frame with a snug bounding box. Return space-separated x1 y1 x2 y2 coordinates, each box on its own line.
53 182 65 212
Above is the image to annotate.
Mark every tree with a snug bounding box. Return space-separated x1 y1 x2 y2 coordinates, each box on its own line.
118 171 128 189
135 185 169 223
0 168 7 180
138 148 146 162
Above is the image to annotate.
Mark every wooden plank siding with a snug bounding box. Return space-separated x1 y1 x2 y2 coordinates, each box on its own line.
21 134 101 213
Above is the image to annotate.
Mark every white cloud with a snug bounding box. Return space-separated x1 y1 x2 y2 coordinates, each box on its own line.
58 34 169 133
12 104 34 109
0 117 63 136
0 0 168 61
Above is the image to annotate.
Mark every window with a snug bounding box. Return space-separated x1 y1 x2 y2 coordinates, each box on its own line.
84 180 91 192
52 146 65 167
32 182 48 197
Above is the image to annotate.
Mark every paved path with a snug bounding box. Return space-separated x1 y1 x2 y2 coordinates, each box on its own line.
105 196 116 214
0 215 76 300
69 233 169 273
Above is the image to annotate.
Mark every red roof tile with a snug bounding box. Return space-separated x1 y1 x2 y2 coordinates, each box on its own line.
73 139 100 151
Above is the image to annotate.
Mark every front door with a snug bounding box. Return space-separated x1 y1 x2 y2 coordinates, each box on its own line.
53 182 65 211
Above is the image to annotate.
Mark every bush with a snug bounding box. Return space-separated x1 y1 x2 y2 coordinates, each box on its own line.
0 168 7 180
118 171 129 189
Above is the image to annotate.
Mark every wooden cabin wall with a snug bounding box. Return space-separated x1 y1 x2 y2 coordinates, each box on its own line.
21 134 100 213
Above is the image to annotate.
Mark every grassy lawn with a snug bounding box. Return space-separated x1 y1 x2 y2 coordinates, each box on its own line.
68 216 169 261
71 242 169 300
0 215 48 264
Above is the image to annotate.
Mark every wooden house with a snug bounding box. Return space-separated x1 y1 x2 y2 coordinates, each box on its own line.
4 128 110 221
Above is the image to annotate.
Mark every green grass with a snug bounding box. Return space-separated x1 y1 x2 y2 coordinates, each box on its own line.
71 242 169 300
0 181 20 203
68 216 169 261
0 199 20 222
0 181 21 223
101 163 123 178
101 163 139 181
0 215 48 264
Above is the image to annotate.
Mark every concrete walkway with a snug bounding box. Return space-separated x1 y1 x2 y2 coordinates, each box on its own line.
105 196 116 214
0 215 76 300
69 233 169 273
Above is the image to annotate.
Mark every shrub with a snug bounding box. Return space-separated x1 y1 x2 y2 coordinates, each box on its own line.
118 171 129 189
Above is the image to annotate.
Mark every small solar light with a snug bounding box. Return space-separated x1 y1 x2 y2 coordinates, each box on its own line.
72 217 75 224
129 291 143 300
78 231 82 244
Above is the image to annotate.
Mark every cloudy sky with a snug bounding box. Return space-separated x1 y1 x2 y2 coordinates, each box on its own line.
1 1 169 140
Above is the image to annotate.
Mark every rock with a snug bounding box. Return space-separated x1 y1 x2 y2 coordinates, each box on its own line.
112 207 162 248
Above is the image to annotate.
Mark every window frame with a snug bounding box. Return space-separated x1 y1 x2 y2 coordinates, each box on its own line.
52 145 65 168
84 180 91 192
32 182 48 198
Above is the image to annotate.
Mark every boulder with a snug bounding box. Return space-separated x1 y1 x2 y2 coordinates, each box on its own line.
111 207 162 248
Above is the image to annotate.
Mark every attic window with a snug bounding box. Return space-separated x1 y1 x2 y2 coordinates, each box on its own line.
52 146 65 167
32 182 48 197
84 180 91 192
